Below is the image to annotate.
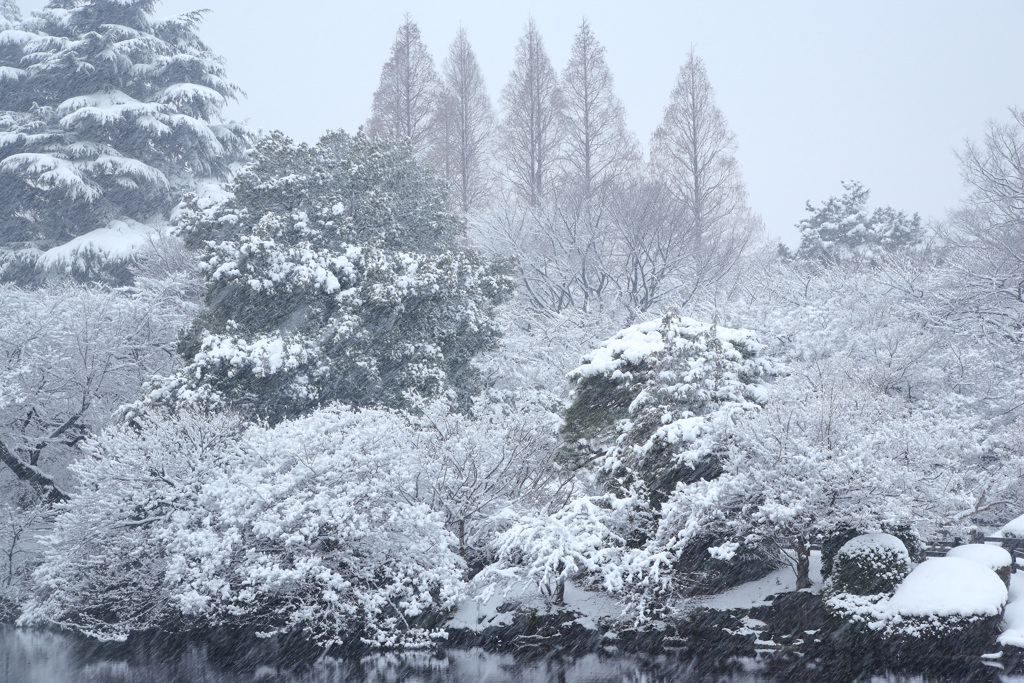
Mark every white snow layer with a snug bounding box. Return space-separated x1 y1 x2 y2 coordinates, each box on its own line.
838 533 908 558
888 557 1007 618
997 513 1024 538
569 316 759 379
38 219 161 268
999 570 1024 648
946 544 1012 571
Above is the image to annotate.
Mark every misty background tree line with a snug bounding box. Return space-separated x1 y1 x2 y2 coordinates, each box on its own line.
0 0 1021 648
365 16 761 318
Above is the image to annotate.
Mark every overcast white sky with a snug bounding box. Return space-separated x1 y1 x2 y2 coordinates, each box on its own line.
20 0 1024 244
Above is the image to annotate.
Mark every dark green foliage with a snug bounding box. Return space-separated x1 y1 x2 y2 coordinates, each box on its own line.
156 130 515 423
675 534 781 595
829 535 910 597
821 525 922 578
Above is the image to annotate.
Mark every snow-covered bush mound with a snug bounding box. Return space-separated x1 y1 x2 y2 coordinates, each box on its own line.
996 513 1024 539
880 557 1008 642
829 533 910 596
945 544 1012 572
827 556 1008 643
888 558 1006 619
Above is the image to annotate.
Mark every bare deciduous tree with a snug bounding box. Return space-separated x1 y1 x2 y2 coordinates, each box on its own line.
435 28 495 214
651 49 747 243
497 19 563 206
367 16 441 159
559 18 639 198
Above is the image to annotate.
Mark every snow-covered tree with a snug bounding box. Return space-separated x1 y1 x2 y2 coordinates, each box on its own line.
795 181 923 262
561 314 770 504
409 395 568 571
367 16 441 161
0 0 20 23
648 50 759 308
0 257 200 504
650 365 999 590
480 493 642 605
21 407 466 648
0 0 248 277
148 130 515 423
650 50 747 245
434 28 494 214
497 19 563 206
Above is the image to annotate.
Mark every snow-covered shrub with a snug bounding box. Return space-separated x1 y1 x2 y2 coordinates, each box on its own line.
21 407 466 648
826 557 1008 645
828 533 910 597
821 525 922 579
882 557 1007 641
946 544 1013 586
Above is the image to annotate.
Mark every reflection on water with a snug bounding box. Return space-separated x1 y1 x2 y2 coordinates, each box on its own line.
0 627 1001 682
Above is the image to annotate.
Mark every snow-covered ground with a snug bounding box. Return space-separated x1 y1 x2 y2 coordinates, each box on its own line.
449 579 625 632
694 550 823 611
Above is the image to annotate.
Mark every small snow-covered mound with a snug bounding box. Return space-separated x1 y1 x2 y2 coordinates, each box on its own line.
830 533 910 596
888 557 1007 619
996 513 1024 539
946 544 1012 572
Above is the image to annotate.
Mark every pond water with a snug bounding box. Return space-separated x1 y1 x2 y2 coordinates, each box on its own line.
0 627 1007 682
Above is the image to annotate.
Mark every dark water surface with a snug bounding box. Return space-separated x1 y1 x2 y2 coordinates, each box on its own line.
0 627 1006 682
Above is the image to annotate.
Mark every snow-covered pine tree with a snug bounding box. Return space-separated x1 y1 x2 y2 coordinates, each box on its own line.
562 314 770 503
0 0 247 279
0 0 19 22
795 181 923 262
148 130 515 424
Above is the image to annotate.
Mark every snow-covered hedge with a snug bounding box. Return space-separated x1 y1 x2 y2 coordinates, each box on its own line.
883 557 1007 640
826 557 1008 642
945 544 1012 585
828 533 911 597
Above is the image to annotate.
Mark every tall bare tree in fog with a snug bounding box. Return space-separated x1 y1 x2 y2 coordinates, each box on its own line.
560 19 638 197
647 50 758 299
651 50 746 242
368 16 440 159
436 29 495 214
498 19 563 206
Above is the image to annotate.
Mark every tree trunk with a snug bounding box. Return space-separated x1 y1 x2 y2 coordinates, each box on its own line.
0 437 69 504
795 535 812 590
554 575 565 606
